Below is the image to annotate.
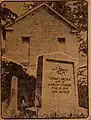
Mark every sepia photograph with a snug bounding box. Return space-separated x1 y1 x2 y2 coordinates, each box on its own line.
0 0 88 119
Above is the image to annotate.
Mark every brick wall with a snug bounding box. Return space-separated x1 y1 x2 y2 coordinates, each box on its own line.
4 6 78 70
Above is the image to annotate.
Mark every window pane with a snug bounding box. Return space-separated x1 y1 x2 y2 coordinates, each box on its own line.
22 37 30 43
58 38 65 43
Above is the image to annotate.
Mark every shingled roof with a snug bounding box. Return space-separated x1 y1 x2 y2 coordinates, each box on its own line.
5 2 79 31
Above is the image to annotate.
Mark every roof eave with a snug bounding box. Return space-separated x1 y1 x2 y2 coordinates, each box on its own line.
5 2 79 31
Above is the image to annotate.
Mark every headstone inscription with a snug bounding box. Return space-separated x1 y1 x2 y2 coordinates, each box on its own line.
36 52 79 115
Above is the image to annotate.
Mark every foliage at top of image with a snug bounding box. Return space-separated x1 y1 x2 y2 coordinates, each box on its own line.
53 0 87 31
22 0 88 31
0 4 18 24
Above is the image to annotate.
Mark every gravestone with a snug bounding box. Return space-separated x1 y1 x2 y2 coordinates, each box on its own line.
36 52 79 115
10 76 18 111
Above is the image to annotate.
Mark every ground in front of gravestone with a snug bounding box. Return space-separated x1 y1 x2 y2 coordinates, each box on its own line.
38 106 88 118
2 101 20 118
1 98 88 119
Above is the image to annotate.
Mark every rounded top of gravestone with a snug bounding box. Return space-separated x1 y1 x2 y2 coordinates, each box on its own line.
12 76 18 81
38 52 76 62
